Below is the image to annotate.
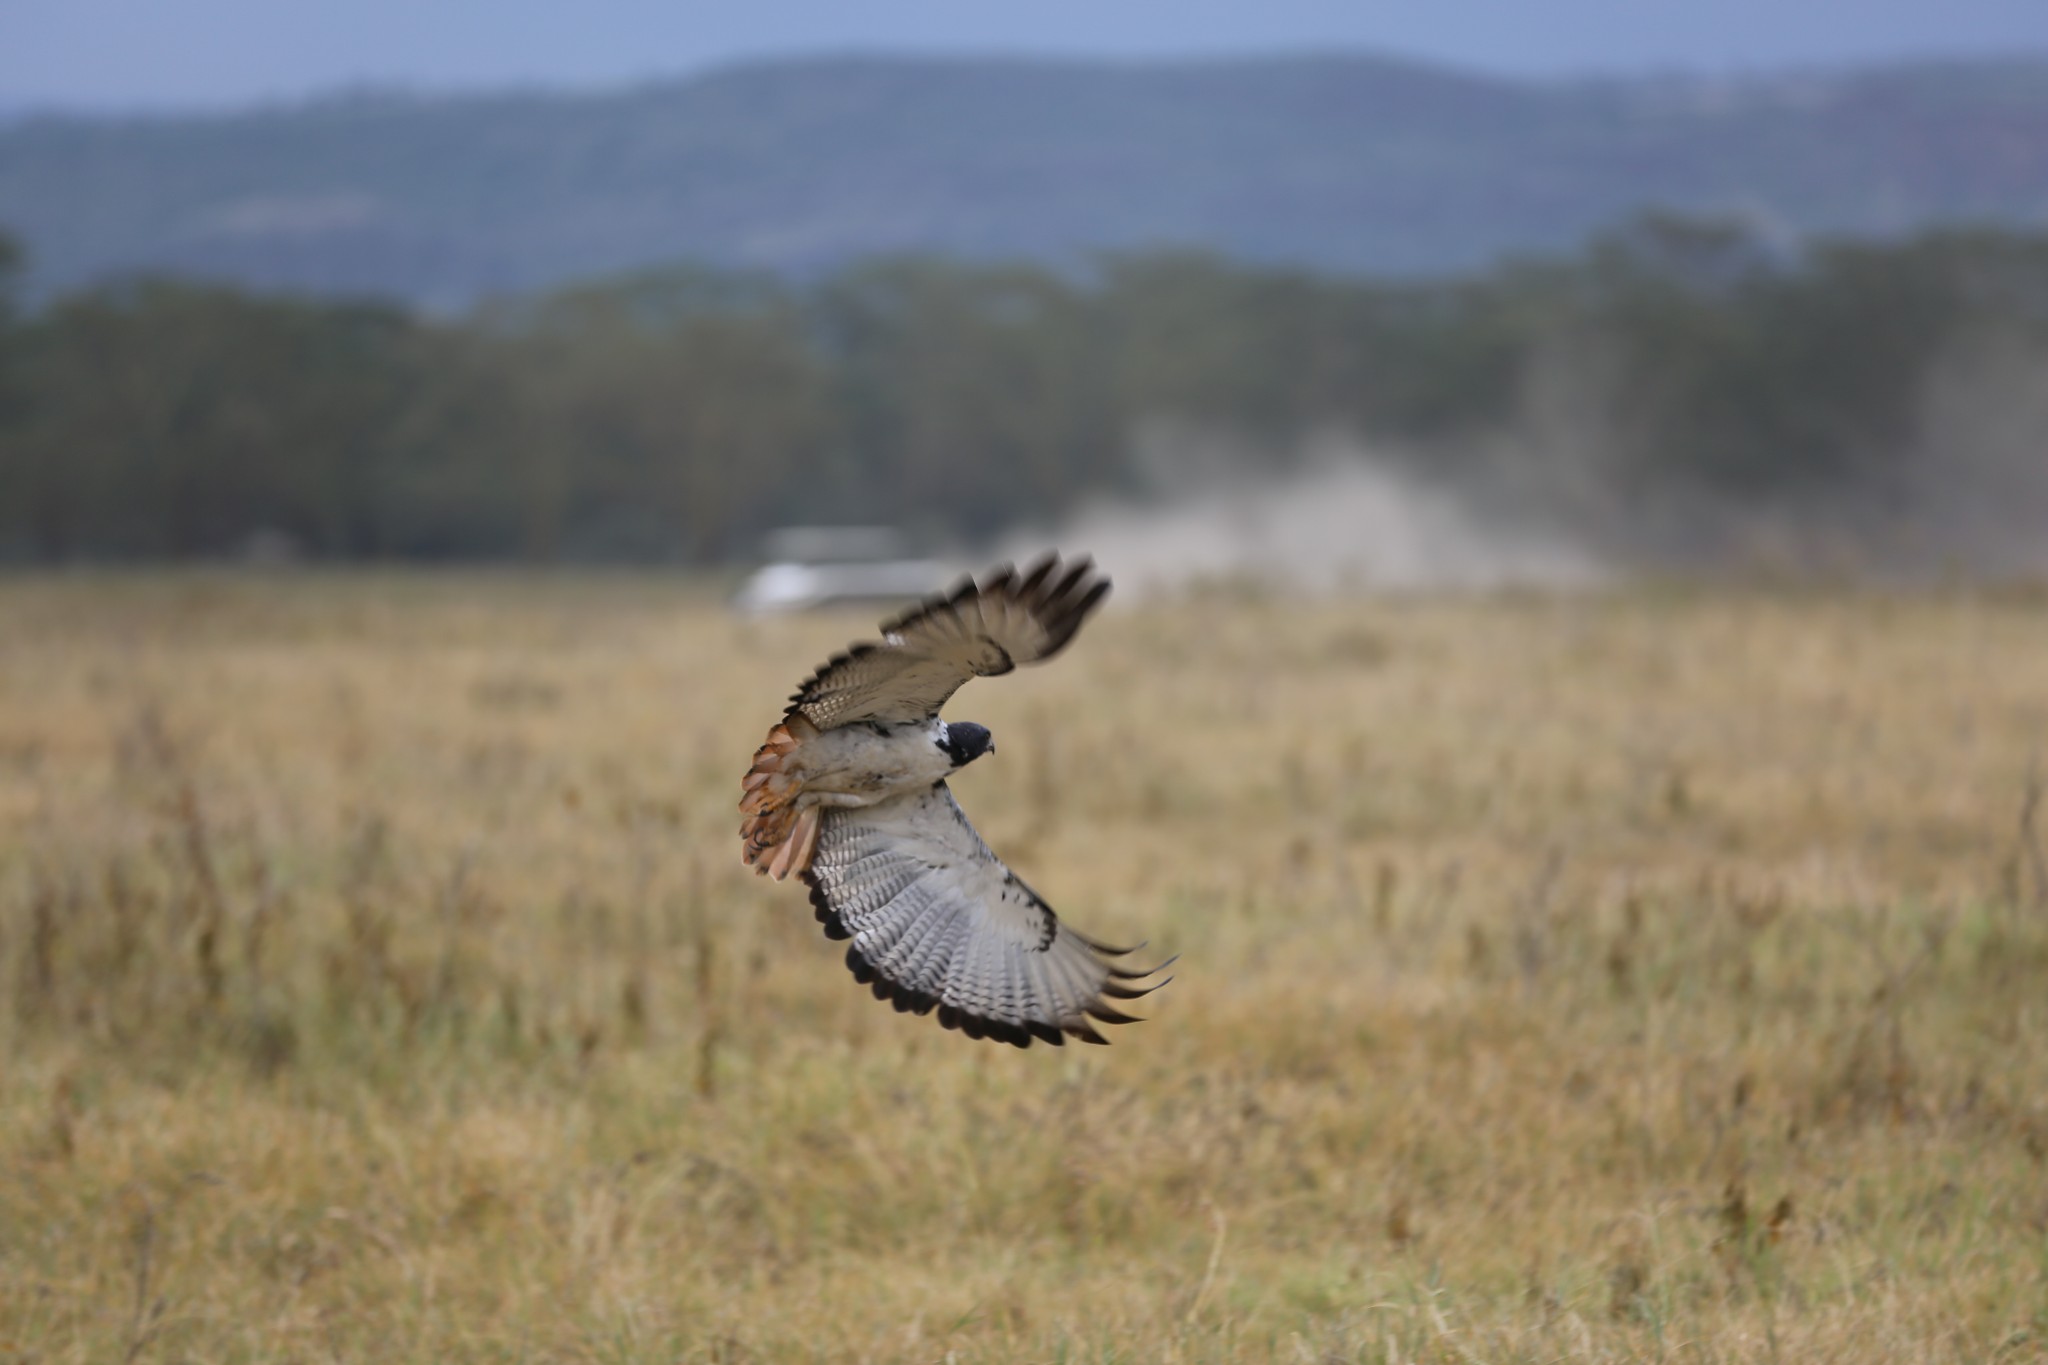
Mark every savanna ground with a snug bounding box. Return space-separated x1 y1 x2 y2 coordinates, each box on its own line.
2 572 2046 1363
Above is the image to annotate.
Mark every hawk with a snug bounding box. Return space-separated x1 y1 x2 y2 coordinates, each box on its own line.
739 552 1169 1047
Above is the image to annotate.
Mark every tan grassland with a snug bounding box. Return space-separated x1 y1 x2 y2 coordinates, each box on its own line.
2 572 2047 1363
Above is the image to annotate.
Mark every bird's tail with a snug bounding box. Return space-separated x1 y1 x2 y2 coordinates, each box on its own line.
740 715 821 880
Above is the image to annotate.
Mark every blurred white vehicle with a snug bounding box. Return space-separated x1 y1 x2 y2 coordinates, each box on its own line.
731 527 954 615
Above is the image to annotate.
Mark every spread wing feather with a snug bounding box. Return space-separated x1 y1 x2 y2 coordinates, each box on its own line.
788 552 1110 729
803 784 1168 1047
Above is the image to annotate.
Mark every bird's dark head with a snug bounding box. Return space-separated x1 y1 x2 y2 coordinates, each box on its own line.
941 721 994 768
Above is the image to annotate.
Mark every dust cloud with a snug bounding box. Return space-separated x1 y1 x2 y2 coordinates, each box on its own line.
1001 427 1605 597
1004 330 2048 592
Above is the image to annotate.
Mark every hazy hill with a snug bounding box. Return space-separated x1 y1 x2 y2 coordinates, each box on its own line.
3 53 2047 306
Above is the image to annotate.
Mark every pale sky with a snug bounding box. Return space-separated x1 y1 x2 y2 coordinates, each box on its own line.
5 0 2048 111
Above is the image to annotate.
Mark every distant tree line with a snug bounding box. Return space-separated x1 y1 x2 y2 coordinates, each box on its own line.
1 215 2045 565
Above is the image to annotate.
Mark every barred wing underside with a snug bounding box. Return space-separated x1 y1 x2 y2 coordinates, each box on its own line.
802 785 1167 1047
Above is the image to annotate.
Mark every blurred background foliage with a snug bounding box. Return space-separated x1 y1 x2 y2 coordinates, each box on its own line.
2 213 2046 566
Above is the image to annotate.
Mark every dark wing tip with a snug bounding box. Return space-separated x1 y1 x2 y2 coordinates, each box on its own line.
1077 929 1176 983
1069 936 1172 1037
1017 551 1112 661
1068 1020 1112 1045
1017 554 1060 595
1070 929 1144 956
1108 952 1178 981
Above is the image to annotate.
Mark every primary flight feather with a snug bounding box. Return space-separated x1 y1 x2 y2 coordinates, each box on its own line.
739 551 1169 1047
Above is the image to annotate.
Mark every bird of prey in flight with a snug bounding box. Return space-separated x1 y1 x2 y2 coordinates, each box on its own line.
740 552 1170 1047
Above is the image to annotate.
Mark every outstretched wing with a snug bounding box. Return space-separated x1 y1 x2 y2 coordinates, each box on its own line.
788 552 1110 729
803 785 1169 1047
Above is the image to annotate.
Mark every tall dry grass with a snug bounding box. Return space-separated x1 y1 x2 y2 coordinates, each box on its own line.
2 572 2046 1363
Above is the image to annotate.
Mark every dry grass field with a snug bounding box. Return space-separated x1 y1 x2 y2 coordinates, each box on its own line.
2 571 2047 1363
